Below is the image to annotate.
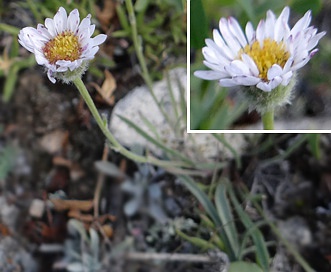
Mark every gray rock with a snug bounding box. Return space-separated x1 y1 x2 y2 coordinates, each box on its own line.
110 68 248 161
278 216 312 248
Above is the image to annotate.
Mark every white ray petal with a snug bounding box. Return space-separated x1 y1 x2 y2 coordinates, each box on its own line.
53 7 67 34
290 10 311 37
241 54 259 76
228 17 247 47
265 10 276 38
307 31 326 50
219 18 241 53
245 22 255 43
257 82 272 92
233 75 261 86
267 64 283 80
67 9 80 33
281 71 293 86
219 78 238 87
92 34 107 46
194 70 225 80
256 20 265 43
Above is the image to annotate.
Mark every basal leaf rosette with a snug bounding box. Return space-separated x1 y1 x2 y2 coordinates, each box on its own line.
18 7 107 83
194 7 326 113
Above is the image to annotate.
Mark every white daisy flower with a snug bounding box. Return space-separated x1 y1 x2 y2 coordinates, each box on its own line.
18 7 107 83
194 6 326 93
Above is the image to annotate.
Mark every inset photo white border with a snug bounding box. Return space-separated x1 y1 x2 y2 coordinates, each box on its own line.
186 0 331 133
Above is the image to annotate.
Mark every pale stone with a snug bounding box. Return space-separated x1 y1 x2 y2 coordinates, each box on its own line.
39 130 68 154
110 68 248 161
29 198 45 218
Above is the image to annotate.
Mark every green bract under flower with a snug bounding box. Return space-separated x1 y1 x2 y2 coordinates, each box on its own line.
18 7 107 83
245 74 297 114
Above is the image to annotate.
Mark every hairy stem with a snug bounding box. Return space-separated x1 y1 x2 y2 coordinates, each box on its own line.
261 110 274 130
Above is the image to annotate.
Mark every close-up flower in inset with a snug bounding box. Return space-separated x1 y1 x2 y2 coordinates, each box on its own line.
18 7 107 83
194 6 326 116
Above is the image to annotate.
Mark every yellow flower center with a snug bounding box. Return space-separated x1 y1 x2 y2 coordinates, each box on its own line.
43 31 82 64
239 38 290 81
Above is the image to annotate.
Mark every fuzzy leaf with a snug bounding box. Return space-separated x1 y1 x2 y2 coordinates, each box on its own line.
228 261 263 272
67 262 85 272
94 161 124 178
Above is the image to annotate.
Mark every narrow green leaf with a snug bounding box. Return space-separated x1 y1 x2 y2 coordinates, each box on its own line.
112 30 130 38
139 113 162 140
215 180 239 257
213 134 242 169
176 229 216 250
180 176 220 225
0 23 20 35
176 73 187 123
2 66 18 103
134 0 149 12
116 4 131 32
200 213 215 229
1 56 35 92
94 161 125 178
190 0 208 49
165 71 180 122
307 133 321 160
239 220 270 260
229 189 270 271
179 176 236 260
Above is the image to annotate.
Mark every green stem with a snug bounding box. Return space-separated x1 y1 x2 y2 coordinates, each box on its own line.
124 0 173 127
261 110 274 130
73 77 193 171
3 55 35 103
124 0 150 87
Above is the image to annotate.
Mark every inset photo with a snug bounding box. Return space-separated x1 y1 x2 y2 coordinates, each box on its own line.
189 0 331 131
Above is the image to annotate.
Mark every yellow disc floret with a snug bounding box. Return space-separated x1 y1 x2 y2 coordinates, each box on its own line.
43 31 81 64
239 38 290 81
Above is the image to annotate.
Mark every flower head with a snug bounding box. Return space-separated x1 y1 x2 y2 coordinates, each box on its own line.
18 7 107 83
194 7 326 95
